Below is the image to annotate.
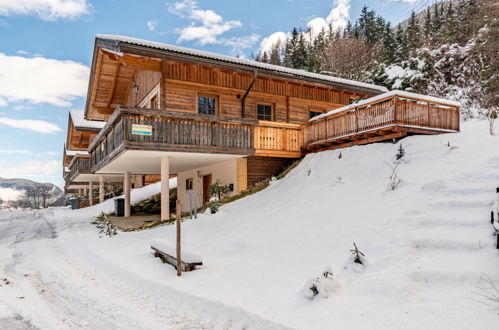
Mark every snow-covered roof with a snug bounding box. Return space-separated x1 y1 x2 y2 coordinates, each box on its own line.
69 110 106 130
96 34 388 94
310 90 461 122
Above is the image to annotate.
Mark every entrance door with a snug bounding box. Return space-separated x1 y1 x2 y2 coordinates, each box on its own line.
202 174 212 204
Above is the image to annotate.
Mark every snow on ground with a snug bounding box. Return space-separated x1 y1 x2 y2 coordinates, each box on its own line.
1 120 498 329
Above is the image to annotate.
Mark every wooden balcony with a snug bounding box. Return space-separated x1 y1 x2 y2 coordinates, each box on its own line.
302 92 460 152
66 154 91 187
89 107 258 172
254 121 302 158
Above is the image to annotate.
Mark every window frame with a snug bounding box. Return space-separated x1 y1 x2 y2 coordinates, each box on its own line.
197 93 219 115
186 178 193 190
256 103 274 121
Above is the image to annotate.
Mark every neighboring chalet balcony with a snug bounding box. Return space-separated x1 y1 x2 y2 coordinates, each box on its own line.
302 91 460 152
65 154 91 188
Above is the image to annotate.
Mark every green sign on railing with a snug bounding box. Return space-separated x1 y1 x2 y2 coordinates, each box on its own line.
132 124 152 136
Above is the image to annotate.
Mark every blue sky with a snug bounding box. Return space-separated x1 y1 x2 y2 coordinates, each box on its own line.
0 0 432 186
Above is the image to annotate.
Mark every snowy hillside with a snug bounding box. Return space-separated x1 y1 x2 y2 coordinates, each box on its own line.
1 120 498 329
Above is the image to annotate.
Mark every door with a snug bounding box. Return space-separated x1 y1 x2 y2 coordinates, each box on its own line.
202 174 212 204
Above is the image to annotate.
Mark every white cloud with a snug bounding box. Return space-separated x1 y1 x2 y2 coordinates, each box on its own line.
260 0 351 54
222 34 260 57
0 0 90 21
0 160 59 179
16 50 29 55
0 117 62 134
0 97 7 107
0 187 25 201
0 149 29 154
45 151 58 156
0 53 89 107
147 20 158 31
259 31 288 56
168 0 242 46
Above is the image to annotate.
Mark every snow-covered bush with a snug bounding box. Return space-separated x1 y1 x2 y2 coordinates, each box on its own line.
208 196 221 214
344 243 369 273
301 267 340 300
95 212 118 237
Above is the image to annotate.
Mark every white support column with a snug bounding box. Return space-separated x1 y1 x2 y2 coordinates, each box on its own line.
161 156 170 220
135 175 144 188
89 181 93 206
124 172 131 218
99 175 104 203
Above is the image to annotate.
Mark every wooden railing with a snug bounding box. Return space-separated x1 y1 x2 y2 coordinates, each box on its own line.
67 154 91 184
89 107 257 171
303 94 460 146
254 121 302 158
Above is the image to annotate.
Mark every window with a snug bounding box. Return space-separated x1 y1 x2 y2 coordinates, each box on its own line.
309 111 323 119
150 94 158 109
198 95 217 115
186 178 193 190
257 104 273 121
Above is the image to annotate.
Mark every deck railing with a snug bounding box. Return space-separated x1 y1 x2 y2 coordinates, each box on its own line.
67 154 91 184
302 94 460 146
254 121 302 157
89 107 258 171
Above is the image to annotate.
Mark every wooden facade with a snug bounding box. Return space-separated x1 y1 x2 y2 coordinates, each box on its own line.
65 35 460 199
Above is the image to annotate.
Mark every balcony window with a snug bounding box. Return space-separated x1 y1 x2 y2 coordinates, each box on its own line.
257 104 273 121
198 95 217 115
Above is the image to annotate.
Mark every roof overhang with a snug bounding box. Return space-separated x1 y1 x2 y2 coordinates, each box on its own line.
84 35 388 119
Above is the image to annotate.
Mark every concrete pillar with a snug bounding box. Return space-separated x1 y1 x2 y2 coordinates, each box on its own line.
78 189 82 198
161 156 170 220
135 175 144 188
99 175 104 203
83 186 87 198
89 181 93 206
124 172 131 218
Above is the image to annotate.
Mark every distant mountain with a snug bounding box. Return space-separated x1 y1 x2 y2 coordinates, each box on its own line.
0 178 67 209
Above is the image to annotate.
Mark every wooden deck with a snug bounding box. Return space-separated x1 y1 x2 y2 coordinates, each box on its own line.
75 93 460 177
302 93 460 152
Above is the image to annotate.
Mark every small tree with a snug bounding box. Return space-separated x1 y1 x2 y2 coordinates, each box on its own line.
350 242 366 265
395 144 406 160
208 180 230 201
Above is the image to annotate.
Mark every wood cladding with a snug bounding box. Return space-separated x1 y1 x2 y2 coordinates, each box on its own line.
88 51 364 122
162 60 353 104
246 156 296 187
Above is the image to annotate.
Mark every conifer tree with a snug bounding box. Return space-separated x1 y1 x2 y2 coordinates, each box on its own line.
406 11 421 51
395 25 409 63
423 8 432 44
380 22 396 63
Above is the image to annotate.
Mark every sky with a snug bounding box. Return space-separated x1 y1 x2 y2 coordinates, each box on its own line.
0 0 434 186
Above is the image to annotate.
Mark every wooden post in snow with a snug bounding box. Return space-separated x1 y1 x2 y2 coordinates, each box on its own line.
176 199 181 276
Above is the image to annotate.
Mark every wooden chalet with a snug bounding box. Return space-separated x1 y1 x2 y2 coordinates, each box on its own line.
64 35 460 218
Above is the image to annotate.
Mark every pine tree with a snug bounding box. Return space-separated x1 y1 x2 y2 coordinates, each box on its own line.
423 8 432 45
395 25 409 63
293 32 308 69
380 22 396 63
406 11 421 51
